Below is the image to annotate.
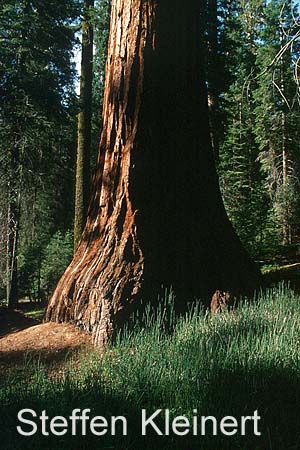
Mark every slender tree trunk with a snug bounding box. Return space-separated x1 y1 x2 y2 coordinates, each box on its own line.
46 0 261 346
74 0 94 251
281 111 289 245
280 29 289 245
6 181 20 308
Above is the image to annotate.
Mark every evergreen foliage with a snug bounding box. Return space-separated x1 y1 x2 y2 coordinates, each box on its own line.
217 0 300 254
40 230 74 299
0 0 79 303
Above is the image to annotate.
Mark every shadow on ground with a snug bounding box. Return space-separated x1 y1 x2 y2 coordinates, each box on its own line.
0 307 41 337
0 365 300 450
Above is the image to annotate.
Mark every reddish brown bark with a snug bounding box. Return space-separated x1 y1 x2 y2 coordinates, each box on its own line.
45 0 261 346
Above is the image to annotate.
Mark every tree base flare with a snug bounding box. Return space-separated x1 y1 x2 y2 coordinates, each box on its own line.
45 0 261 346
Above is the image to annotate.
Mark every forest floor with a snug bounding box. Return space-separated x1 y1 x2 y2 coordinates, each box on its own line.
1 284 300 450
259 258 300 291
0 305 92 379
0 257 299 379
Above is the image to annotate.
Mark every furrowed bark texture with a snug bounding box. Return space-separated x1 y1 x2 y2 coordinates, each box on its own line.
46 0 261 345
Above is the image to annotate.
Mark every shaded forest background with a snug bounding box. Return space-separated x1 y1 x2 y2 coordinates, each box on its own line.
1 0 300 306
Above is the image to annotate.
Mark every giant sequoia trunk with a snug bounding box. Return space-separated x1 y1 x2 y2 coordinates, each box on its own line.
46 0 261 345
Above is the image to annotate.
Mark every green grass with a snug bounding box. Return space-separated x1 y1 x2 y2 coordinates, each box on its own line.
1 284 300 450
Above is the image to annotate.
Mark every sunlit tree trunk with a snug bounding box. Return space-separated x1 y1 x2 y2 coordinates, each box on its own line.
46 0 261 346
74 0 94 251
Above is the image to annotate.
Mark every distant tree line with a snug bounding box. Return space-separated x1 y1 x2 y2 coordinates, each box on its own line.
210 0 300 254
0 0 110 305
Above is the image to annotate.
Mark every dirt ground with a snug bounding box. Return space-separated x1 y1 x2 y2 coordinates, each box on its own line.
0 307 92 377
